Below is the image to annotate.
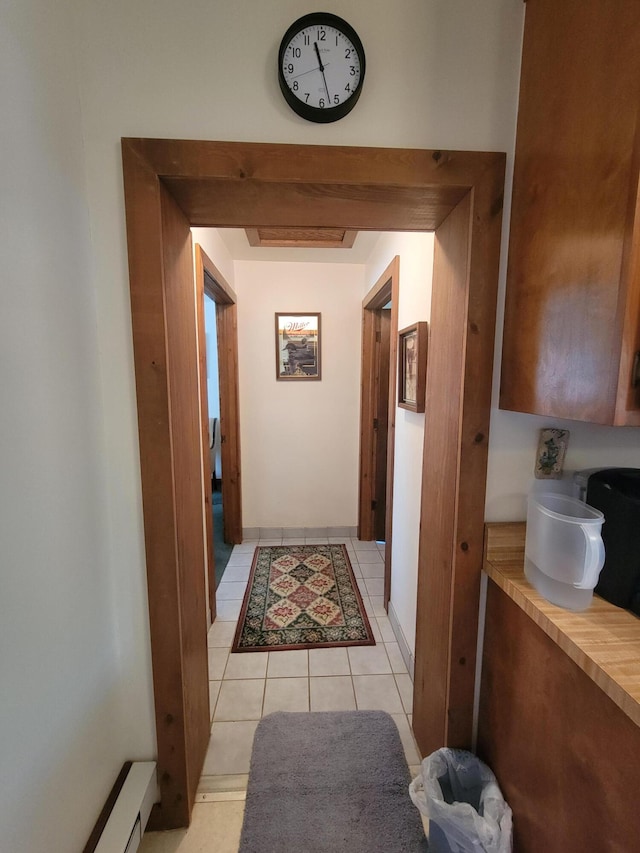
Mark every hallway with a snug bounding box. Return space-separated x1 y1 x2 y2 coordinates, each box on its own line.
140 535 422 851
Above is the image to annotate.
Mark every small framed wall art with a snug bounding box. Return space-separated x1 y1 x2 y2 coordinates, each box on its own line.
534 428 570 479
275 312 321 380
398 322 428 412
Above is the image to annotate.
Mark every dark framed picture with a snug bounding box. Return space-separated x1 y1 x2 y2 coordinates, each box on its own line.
398 322 428 412
275 313 321 380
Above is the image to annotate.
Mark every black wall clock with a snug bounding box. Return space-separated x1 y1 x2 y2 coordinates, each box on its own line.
278 12 366 123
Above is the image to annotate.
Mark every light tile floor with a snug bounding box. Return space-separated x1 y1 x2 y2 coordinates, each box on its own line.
141 539 423 853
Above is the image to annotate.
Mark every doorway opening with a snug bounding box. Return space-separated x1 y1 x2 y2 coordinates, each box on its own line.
195 244 243 622
203 293 232 587
122 139 505 828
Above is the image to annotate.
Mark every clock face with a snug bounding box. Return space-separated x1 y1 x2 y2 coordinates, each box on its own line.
278 14 366 123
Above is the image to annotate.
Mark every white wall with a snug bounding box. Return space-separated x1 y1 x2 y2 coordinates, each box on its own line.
192 227 235 291
71 2 527 765
235 261 364 528
365 235 435 653
0 1 141 849
486 412 640 518
69 0 527 616
0 3 602 844
65 0 524 754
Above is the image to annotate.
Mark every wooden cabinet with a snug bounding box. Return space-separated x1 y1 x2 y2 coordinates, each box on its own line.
500 0 640 425
480 523 640 851
478 580 640 852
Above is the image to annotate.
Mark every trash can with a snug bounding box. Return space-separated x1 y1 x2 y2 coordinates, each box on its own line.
409 748 512 853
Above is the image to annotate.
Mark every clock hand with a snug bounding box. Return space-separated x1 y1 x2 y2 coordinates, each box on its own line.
314 41 331 102
313 41 325 72
290 62 331 81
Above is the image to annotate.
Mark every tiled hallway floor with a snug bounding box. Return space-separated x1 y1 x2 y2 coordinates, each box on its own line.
140 538 422 853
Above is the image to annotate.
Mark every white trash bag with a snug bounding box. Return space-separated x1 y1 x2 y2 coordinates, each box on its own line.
409 748 512 853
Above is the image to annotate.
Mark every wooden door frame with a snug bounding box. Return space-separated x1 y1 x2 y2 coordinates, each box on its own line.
358 256 400 609
121 138 505 826
194 245 243 622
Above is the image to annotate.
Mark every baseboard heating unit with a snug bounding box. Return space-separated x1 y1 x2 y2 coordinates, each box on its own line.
83 761 157 853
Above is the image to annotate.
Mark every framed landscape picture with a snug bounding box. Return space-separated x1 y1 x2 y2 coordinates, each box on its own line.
398 322 428 412
275 313 321 380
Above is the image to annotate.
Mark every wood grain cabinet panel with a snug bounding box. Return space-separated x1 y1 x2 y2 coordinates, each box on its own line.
500 0 640 425
478 581 640 852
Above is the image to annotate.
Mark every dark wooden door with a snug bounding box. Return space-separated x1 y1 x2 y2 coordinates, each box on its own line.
374 308 391 541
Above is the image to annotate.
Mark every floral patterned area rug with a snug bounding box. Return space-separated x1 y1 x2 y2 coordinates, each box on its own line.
232 544 376 653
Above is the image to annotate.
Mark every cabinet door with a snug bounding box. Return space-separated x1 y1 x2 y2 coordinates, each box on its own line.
478 581 640 851
500 0 640 425
615 163 640 425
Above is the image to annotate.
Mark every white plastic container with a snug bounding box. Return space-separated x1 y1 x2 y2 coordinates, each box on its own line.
525 493 605 611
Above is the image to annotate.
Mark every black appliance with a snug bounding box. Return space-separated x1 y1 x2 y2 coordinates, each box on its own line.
585 468 640 616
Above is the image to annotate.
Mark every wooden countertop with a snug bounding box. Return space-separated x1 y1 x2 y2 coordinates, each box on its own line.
483 522 640 727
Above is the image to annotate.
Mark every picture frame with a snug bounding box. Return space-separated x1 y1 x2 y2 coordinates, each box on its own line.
398 322 428 412
275 313 321 380
534 428 570 479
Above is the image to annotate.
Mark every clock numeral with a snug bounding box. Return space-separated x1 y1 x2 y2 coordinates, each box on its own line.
345 83 351 93
291 47 301 58
317 29 326 41
304 34 310 45
350 66 356 76
287 63 294 74
333 94 340 105
345 48 351 59
293 81 299 91
304 93 310 102
319 98 325 108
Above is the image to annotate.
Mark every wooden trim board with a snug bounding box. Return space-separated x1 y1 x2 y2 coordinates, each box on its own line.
82 762 133 853
121 138 505 825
